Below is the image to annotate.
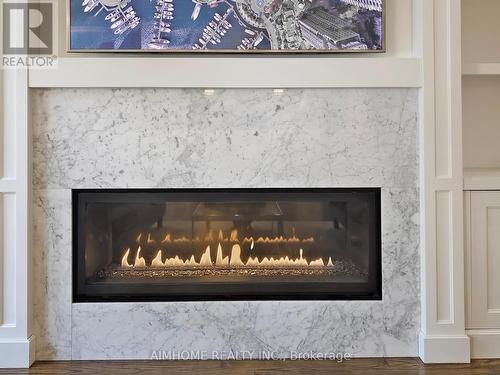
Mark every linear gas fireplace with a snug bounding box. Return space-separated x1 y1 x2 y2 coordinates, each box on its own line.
73 188 381 301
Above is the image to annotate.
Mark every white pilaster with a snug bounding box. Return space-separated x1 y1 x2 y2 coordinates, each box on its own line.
416 0 470 363
0 4 35 367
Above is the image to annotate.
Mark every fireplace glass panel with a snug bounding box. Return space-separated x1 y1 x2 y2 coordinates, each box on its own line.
73 189 381 301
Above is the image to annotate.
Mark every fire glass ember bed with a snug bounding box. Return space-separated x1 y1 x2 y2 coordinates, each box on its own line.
73 188 381 301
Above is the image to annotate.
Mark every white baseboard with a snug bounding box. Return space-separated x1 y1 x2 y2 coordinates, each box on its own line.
467 329 500 359
418 332 471 363
0 336 36 368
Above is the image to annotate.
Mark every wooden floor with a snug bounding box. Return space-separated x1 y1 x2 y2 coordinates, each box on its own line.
2 359 500 375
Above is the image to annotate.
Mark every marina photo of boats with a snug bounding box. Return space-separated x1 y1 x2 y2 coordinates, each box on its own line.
69 0 384 51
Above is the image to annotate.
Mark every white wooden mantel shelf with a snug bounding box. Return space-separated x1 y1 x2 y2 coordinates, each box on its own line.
28 57 422 88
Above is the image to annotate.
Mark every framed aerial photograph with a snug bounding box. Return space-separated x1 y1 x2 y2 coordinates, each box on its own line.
68 0 385 52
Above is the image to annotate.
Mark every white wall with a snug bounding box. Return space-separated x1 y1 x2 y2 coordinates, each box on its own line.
462 0 500 63
463 76 500 169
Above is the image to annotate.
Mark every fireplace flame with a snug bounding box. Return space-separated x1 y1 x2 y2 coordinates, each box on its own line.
121 248 132 268
134 246 146 267
152 250 164 267
120 244 333 269
215 243 229 266
174 236 191 243
229 244 244 266
204 231 214 242
135 230 315 246
199 245 212 266
230 229 239 242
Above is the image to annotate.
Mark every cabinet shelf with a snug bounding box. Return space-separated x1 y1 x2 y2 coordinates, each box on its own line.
464 168 500 190
463 63 500 76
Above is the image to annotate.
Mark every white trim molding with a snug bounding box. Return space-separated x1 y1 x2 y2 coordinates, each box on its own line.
464 168 500 190
28 57 422 89
417 0 470 363
419 333 471 363
0 7 35 368
467 330 500 359
0 67 35 368
0 337 35 368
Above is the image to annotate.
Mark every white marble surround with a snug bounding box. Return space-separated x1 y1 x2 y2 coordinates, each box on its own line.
31 88 419 360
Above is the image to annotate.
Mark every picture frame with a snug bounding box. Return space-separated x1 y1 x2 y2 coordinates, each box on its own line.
67 0 385 53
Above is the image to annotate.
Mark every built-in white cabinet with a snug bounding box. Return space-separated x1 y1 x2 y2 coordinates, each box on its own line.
462 0 500 357
462 0 500 175
465 191 500 329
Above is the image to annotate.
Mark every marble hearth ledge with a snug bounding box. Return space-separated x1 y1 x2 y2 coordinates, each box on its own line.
32 88 419 360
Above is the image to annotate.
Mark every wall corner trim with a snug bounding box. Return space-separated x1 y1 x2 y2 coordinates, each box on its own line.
0 336 36 368
418 332 471 363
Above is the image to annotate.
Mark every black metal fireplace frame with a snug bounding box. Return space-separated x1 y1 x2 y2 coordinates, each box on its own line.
72 188 382 302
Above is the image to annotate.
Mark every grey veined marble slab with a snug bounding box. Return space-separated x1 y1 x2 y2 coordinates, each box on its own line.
31 88 420 360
